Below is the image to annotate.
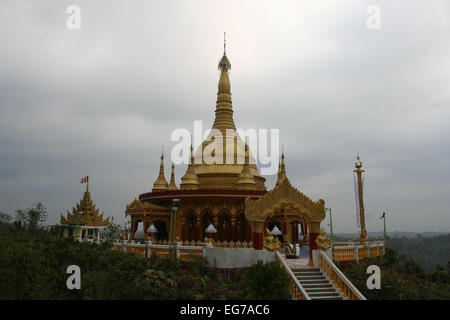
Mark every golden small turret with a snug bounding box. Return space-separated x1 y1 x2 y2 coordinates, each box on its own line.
276 151 287 186
152 152 169 191
236 144 256 189
169 163 178 190
180 144 200 190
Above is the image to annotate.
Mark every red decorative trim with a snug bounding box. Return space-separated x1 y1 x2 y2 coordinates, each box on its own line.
139 189 267 201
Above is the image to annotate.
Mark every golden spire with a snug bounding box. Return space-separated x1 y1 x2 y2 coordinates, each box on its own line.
180 144 200 190
169 163 178 190
236 143 256 189
276 149 287 186
212 32 235 132
152 150 169 191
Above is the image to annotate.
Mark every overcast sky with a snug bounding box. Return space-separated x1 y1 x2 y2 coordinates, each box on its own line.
0 0 449 233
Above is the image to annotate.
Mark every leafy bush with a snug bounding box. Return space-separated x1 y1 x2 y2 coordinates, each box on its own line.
243 261 291 299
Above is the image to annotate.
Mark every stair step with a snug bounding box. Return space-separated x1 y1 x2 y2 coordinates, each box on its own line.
299 280 329 285
297 276 326 280
292 268 321 272
308 292 340 297
294 272 323 276
310 296 343 300
303 284 333 289
306 288 337 293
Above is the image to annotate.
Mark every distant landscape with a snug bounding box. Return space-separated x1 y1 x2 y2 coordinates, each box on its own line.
334 232 450 272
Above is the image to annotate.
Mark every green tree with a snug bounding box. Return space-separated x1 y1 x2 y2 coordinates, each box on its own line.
15 203 48 232
0 212 11 223
103 217 121 240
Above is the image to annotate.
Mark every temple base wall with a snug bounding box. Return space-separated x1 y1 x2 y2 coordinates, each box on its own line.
203 247 276 268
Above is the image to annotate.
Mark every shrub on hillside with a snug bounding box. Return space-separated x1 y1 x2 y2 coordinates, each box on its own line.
243 261 291 300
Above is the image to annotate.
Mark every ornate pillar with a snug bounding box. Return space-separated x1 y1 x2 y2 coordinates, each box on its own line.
308 221 320 262
282 217 288 242
293 222 298 242
181 217 186 241
143 220 150 237
252 221 264 250
231 216 236 242
130 218 138 240
195 218 200 241
213 216 219 241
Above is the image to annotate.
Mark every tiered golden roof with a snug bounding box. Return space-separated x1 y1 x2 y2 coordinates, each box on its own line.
60 185 110 226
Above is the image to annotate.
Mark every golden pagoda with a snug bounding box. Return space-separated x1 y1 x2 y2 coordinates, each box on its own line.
125 39 326 258
60 183 110 241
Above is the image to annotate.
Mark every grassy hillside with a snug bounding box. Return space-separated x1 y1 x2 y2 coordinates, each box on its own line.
0 230 290 300
341 248 450 300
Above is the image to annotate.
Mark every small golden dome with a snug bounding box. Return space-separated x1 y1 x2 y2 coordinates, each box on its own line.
152 153 169 191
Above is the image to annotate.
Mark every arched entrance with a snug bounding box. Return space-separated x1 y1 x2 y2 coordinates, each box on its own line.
266 219 283 242
201 210 214 240
235 212 249 242
244 177 326 263
185 211 197 241
218 210 232 242
153 220 168 241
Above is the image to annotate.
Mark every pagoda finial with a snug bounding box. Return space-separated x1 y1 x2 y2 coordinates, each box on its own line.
355 152 363 169
214 35 234 131
224 32 226 55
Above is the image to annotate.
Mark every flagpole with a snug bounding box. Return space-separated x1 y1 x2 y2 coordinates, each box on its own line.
328 207 335 260
383 212 387 241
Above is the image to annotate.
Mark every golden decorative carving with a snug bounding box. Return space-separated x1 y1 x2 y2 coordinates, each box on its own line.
245 176 325 224
310 222 321 234
264 228 281 251
125 198 170 216
315 228 332 251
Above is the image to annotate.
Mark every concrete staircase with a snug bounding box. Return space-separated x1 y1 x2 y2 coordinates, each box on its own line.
292 268 344 300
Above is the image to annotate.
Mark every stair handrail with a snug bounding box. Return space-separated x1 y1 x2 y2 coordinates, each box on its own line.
319 251 366 300
275 251 311 300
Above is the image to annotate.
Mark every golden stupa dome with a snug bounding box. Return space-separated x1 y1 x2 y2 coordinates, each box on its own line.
188 49 266 190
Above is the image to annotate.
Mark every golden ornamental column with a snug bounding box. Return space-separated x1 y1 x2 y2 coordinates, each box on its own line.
354 155 369 243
